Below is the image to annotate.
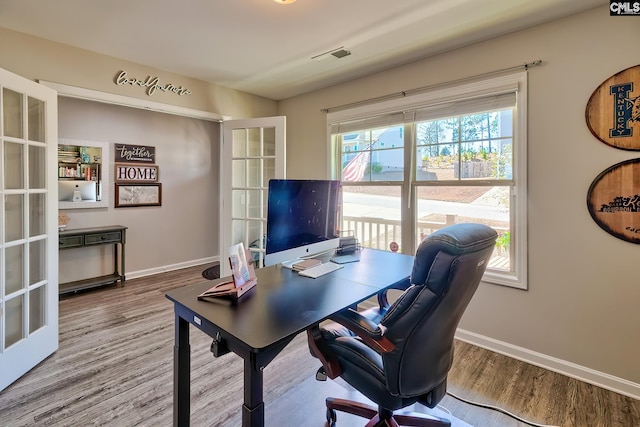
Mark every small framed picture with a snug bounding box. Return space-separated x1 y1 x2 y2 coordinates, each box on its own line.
115 183 162 208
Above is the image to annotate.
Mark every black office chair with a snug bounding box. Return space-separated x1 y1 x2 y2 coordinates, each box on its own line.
307 223 498 426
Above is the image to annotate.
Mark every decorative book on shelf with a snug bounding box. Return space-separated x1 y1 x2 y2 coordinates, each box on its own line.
198 243 257 302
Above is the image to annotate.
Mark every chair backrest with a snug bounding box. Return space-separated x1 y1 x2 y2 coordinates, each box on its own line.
379 223 497 399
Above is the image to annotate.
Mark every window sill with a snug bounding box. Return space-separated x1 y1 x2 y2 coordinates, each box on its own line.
483 269 527 290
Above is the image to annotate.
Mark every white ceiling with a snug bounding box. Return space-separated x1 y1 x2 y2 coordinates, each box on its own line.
0 0 605 100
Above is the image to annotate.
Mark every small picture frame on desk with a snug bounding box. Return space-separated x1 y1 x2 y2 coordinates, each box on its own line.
198 243 257 302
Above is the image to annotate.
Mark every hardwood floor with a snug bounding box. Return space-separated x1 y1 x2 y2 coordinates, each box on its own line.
0 265 638 427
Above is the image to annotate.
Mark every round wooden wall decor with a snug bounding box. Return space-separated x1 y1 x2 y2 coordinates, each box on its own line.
586 64 640 151
587 158 640 243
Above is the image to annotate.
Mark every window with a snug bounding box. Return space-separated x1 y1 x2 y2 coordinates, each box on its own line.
328 72 527 289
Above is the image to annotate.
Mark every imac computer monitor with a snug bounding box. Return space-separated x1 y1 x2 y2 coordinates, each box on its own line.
265 179 341 267
58 180 97 202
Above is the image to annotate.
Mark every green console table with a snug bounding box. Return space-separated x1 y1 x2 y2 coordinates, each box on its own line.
58 225 127 295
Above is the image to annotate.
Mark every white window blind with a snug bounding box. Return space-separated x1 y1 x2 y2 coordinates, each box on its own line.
328 73 520 133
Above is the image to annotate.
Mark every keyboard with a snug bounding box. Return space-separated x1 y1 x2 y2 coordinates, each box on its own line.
298 262 344 278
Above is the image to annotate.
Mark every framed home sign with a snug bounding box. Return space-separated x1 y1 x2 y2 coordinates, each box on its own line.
115 183 162 208
114 163 159 183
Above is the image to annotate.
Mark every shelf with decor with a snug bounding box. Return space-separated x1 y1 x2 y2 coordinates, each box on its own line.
57 139 110 209
57 144 102 181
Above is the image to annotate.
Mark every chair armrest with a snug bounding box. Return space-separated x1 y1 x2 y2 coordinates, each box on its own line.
329 309 395 353
307 307 396 380
377 278 412 311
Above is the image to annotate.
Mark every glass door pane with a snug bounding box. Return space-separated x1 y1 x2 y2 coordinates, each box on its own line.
2 88 23 138
5 244 25 295
29 193 46 237
29 286 45 333
28 146 46 189
4 141 24 189
29 239 46 285
5 194 24 242
27 97 45 143
5 296 24 348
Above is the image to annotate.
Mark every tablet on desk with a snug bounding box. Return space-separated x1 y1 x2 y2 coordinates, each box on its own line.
330 254 360 264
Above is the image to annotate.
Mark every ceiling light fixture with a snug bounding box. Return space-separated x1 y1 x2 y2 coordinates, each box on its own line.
273 0 296 4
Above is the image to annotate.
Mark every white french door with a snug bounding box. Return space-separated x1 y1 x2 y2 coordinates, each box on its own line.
220 117 286 277
0 68 59 391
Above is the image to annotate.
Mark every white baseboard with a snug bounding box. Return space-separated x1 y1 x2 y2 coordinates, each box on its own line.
125 256 220 281
455 329 640 401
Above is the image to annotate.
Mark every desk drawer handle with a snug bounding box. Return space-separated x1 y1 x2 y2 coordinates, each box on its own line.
101 236 107 240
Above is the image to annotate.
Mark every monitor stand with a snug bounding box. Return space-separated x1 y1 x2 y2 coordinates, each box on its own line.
280 248 336 270
281 259 301 270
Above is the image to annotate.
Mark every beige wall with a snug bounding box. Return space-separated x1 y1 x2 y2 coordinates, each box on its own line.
0 27 278 279
57 98 220 282
279 6 640 390
0 27 277 119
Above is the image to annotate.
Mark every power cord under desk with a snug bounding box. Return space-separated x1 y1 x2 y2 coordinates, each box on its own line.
445 390 560 427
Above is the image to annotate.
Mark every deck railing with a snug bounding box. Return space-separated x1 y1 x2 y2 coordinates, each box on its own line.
342 214 510 271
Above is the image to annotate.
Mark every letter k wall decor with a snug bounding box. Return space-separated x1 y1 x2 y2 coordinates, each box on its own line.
586 64 640 150
586 65 640 243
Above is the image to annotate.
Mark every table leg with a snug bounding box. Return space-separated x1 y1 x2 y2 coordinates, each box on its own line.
242 352 264 427
120 240 126 285
174 315 190 427
114 243 121 286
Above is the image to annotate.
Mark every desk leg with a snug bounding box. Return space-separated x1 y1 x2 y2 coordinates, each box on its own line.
174 315 190 427
242 352 264 427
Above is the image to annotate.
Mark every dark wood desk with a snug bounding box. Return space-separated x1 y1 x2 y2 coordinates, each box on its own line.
165 248 414 427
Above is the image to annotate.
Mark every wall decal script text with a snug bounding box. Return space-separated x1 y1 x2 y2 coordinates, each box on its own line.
115 71 192 96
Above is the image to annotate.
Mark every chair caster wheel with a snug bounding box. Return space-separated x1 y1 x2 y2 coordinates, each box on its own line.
316 367 328 381
326 408 337 426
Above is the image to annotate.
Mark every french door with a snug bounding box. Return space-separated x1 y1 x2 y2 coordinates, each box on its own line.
220 116 286 277
0 68 59 391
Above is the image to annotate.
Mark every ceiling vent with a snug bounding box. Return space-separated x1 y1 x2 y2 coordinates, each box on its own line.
312 47 351 62
331 49 351 59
